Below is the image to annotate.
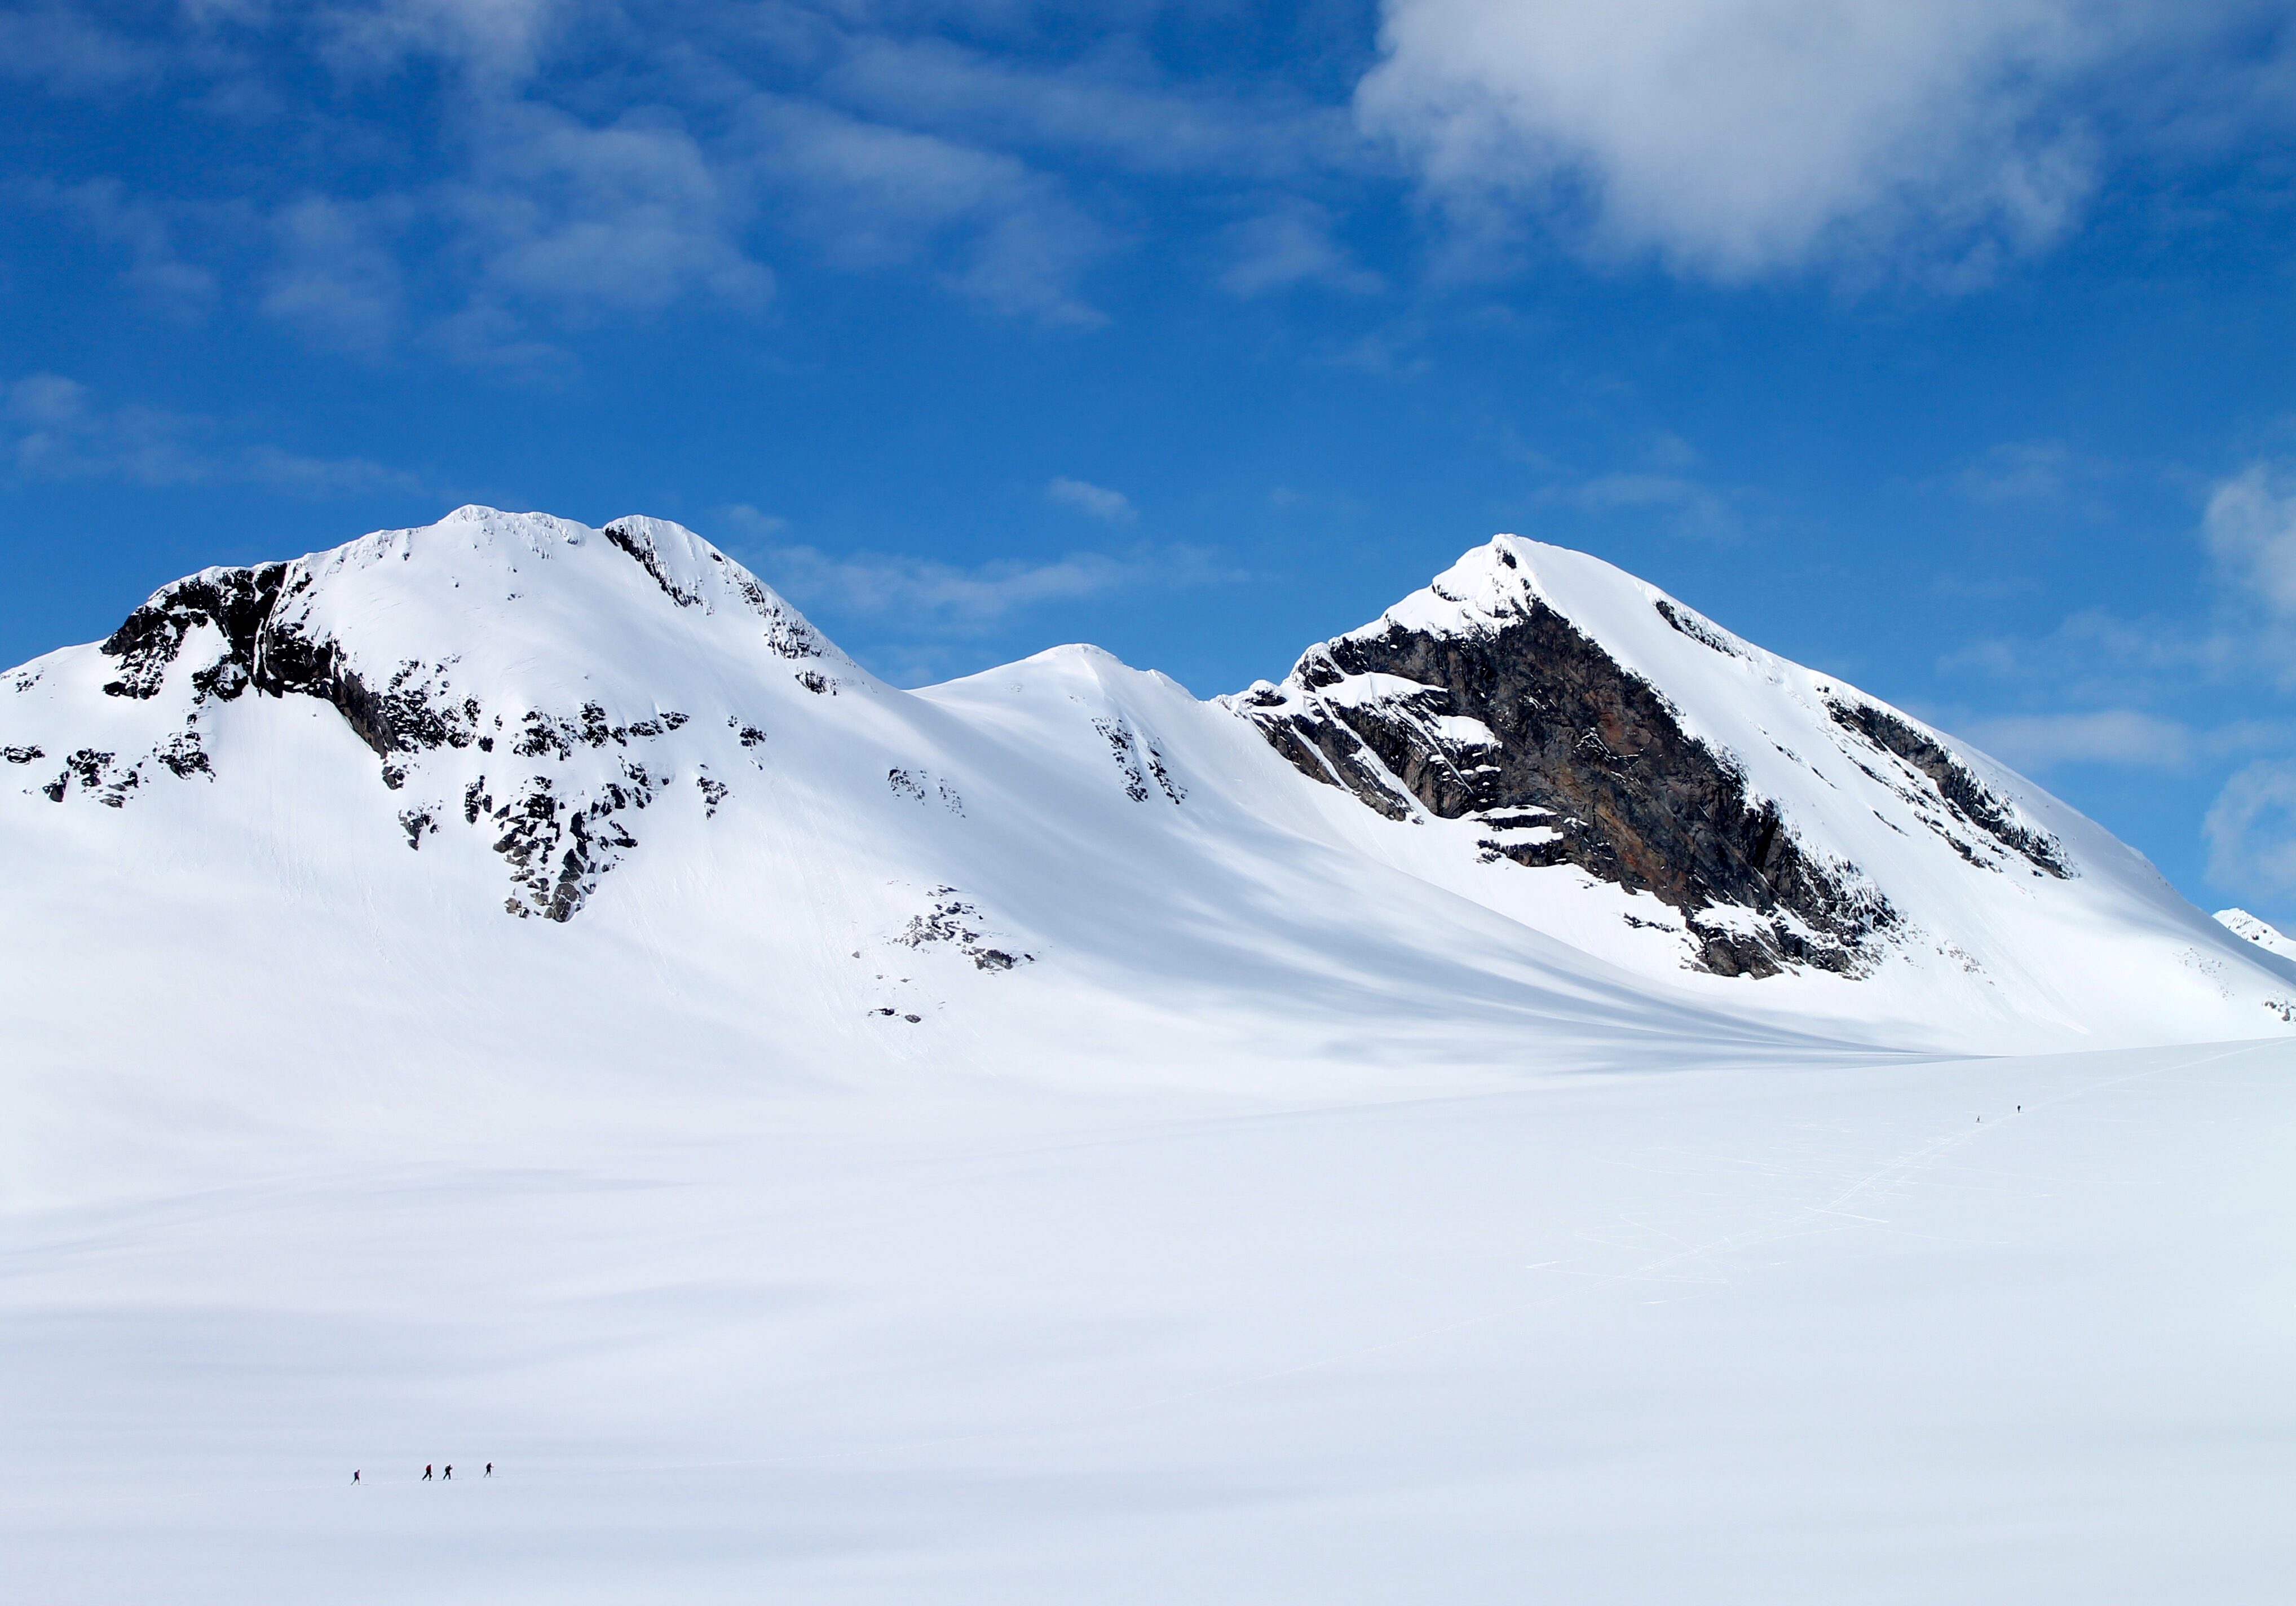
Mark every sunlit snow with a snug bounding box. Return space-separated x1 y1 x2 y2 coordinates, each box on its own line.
5 508 2293 1600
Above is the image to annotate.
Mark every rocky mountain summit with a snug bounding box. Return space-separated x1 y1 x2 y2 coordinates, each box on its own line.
17 509 848 921
1230 538 2069 979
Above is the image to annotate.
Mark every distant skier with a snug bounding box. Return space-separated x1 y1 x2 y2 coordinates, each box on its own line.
484 1463 493 1477
352 1470 361 1486
422 1464 433 1481
443 1465 453 1481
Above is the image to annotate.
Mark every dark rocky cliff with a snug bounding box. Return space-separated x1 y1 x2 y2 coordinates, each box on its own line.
1231 545 2064 980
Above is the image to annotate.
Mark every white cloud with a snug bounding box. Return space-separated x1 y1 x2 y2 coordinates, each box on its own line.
715 506 1234 636
0 372 420 495
1354 0 2147 278
1043 476 1136 524
1960 709 2193 770
1219 200 1384 298
455 104 772 317
260 195 408 354
735 94 1107 327
2208 758 2296 897
773 545 1142 625
1545 469 1745 541
0 4 164 95
28 179 217 317
318 0 562 83
742 540 1203 632
719 503 791 541
820 33 1361 182
2204 459 2296 620
1951 439 2089 504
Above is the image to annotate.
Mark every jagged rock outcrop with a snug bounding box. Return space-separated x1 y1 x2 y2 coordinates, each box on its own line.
37 507 847 921
1230 537 2064 979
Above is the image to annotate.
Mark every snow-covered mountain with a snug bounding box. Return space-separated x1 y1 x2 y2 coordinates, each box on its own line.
2216 906 2296 961
2 505 2288 1128
15 506 2296 1603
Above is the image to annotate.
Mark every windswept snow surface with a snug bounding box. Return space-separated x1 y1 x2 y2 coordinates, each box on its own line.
2218 907 2296 963
7 1042 2296 1603
5 509 2296 1598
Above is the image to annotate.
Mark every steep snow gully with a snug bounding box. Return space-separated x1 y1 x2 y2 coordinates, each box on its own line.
5 505 2286 1069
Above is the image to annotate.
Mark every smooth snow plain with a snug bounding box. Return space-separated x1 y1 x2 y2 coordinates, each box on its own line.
5 508 2294 1601
7 1039 2295 1604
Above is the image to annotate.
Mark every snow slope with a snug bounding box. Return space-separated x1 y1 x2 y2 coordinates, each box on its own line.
2218 906 2296 962
1229 537 2296 1051
2 509 2287 1131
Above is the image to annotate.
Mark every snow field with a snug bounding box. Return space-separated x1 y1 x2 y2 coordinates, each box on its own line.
7 508 2296 1599
6 1037 2295 1603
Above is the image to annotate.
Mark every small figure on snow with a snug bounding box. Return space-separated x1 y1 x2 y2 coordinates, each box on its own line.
443 1465 453 1481
352 1470 361 1485
484 1463 493 1477
422 1464 434 1481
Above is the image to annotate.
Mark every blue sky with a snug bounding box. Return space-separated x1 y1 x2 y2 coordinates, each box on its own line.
6 0 2296 918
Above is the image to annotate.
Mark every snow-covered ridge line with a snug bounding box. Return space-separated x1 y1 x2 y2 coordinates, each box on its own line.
6 506 2292 1055
1226 535 2074 979
2216 907 2296 963
6 506 858 919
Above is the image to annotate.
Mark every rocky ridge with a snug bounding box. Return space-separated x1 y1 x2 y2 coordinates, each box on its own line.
15 508 848 921
1229 537 2070 979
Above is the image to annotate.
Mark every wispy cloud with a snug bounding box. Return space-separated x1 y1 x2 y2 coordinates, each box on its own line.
819 33 1364 184
2204 458 2296 620
2208 757 2296 897
717 504 1230 636
1 372 422 495
1958 708 2195 770
0 3 164 96
25 179 216 318
735 94 1108 328
1354 0 2281 283
1219 200 1384 298
455 103 773 319
1948 439 2098 505
1043 476 1137 524
260 195 409 355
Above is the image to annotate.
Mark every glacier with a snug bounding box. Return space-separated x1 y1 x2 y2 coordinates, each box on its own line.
5 506 2294 1602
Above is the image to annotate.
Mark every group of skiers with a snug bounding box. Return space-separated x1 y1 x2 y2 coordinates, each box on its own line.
348 1463 493 1484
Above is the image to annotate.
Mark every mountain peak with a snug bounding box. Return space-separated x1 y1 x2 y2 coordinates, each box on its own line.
1234 532 2085 979
7 508 2290 1053
2216 907 2296 963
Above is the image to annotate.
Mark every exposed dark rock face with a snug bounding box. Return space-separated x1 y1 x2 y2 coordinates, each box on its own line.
42 747 139 808
99 564 288 701
490 769 652 921
898 887 1034 972
889 768 965 814
152 730 210 779
1827 700 2068 877
602 519 704 608
66 544 754 923
1093 716 1185 804
1236 593 1896 978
